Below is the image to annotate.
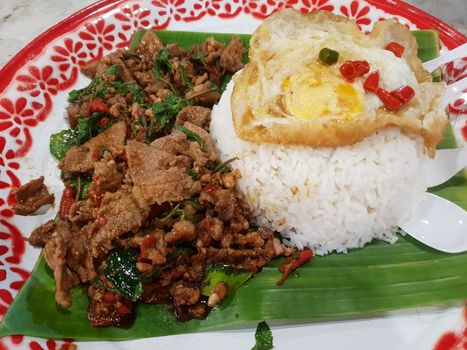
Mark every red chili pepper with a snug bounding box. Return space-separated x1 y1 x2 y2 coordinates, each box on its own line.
340 61 357 82
99 117 110 128
277 249 314 286
377 88 404 111
391 85 415 104
141 235 157 258
91 146 103 162
59 185 75 220
363 71 380 93
116 304 131 315
103 291 116 303
353 60 370 76
385 42 405 58
89 100 109 114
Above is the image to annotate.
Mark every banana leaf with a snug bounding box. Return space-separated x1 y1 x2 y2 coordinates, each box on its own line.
0 30 466 341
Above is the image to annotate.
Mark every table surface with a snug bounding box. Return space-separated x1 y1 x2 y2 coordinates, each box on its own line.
0 0 466 67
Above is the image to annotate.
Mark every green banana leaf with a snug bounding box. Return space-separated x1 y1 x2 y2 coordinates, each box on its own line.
0 30 465 341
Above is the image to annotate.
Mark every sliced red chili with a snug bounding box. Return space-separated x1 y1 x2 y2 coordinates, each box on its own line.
141 235 157 258
353 60 370 76
391 85 415 104
103 291 116 303
363 71 380 93
385 42 405 58
99 117 110 128
203 185 221 194
89 100 109 114
377 88 404 111
277 249 314 286
59 185 75 220
340 61 357 82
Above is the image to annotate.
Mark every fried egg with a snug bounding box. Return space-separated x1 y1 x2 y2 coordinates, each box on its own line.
231 10 446 157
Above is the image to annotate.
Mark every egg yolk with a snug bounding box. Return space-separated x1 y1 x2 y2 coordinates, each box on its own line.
282 65 364 120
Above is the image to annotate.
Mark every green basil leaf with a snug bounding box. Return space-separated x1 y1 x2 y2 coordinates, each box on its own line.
251 321 273 350
104 249 142 302
173 125 204 148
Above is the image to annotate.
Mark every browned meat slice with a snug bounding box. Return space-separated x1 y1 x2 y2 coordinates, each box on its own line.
12 176 55 215
60 121 126 174
219 36 245 73
43 221 80 308
28 219 55 247
175 106 211 129
67 223 94 282
150 131 190 155
133 30 164 58
185 81 221 106
126 141 200 205
87 284 133 327
165 220 196 245
199 187 236 221
137 229 168 272
69 200 95 224
202 37 225 64
66 105 80 129
91 188 150 258
93 159 125 193
170 282 200 306
176 122 217 168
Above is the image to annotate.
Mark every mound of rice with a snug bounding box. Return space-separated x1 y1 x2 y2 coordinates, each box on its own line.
210 81 428 255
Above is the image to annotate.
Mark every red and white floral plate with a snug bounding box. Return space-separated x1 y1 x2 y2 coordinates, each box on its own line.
0 1 466 349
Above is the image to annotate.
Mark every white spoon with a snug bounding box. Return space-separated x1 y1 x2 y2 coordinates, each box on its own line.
399 193 467 253
422 42 467 73
427 148 467 188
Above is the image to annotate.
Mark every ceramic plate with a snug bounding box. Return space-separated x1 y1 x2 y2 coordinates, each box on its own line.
0 0 466 349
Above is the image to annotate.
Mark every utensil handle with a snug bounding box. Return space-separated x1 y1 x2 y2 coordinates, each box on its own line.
422 43 467 73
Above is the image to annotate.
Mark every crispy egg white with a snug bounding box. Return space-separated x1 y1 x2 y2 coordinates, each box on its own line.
231 10 446 157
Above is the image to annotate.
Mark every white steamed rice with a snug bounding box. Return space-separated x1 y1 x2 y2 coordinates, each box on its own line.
210 81 428 255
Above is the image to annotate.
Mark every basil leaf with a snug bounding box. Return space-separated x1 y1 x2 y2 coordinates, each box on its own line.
251 321 273 350
173 125 204 148
104 249 142 302
152 92 193 128
201 264 252 296
68 77 102 102
104 64 121 75
49 129 80 160
153 47 172 79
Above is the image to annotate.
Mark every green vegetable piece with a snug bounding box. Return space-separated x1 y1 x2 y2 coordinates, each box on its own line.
153 47 173 79
128 29 147 49
211 161 231 175
152 92 193 128
251 321 273 350
220 73 233 93
201 264 252 296
180 64 193 89
127 85 146 106
104 249 142 302
68 77 102 102
104 64 121 75
191 51 206 66
173 125 205 148
319 47 339 64
80 178 91 200
411 30 440 81
75 113 102 144
110 81 128 94
186 169 199 180
49 129 80 160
